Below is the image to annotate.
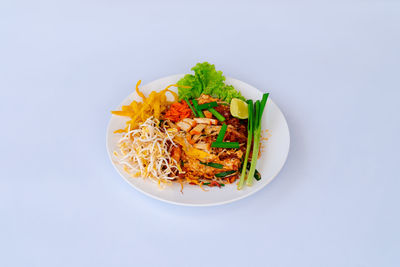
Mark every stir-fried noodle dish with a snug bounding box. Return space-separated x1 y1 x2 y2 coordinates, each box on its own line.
111 62 269 191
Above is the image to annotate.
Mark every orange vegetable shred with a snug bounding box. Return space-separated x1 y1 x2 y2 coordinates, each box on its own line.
163 100 192 122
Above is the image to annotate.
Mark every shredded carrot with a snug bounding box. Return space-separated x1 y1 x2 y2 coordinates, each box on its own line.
199 182 208 192
164 100 192 122
210 181 220 187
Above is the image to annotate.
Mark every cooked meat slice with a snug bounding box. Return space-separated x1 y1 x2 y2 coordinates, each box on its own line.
218 149 244 161
220 158 241 170
194 142 211 151
191 134 201 142
204 125 222 135
190 124 206 135
166 120 179 129
176 121 192 132
197 94 219 104
182 118 196 127
185 133 195 144
203 110 213 118
194 118 218 125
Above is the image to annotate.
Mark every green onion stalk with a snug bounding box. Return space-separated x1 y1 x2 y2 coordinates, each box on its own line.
237 99 253 189
246 93 269 186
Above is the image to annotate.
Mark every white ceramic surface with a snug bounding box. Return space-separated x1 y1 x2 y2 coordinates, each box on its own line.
106 74 290 206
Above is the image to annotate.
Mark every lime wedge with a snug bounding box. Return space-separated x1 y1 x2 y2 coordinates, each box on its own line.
230 98 248 119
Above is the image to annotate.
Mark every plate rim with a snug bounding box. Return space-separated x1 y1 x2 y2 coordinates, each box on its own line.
106 74 290 207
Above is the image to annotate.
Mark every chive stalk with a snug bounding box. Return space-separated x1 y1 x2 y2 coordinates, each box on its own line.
192 99 204 117
215 170 236 178
211 142 239 149
216 123 227 142
200 162 224 169
202 182 225 187
184 98 197 116
197 101 218 110
208 107 225 122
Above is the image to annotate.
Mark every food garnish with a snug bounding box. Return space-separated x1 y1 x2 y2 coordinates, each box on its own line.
197 101 218 110
111 80 179 133
164 100 192 122
215 170 237 178
177 62 245 103
207 107 225 122
245 93 269 186
200 162 224 169
230 98 249 119
192 99 204 117
238 93 269 189
216 123 227 142
184 98 197 116
211 142 240 149
238 100 254 189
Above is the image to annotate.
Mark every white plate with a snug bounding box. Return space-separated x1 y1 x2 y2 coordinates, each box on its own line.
106 74 290 206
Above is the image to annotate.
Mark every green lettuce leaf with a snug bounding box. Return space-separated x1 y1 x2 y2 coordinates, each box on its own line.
177 74 200 99
177 62 245 103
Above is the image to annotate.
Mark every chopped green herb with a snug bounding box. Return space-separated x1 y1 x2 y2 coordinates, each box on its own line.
192 99 204 117
202 182 225 187
200 161 224 169
208 107 225 122
215 170 236 178
216 123 227 142
211 142 239 149
184 98 197 116
197 101 218 110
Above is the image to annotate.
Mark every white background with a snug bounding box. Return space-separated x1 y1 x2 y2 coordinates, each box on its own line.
1 1 399 266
